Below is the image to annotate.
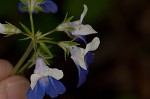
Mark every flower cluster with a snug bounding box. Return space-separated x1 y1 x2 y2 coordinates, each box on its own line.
0 1 100 99
58 4 100 87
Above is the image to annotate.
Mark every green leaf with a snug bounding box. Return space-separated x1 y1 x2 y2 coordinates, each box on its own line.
58 41 79 60
65 31 72 38
33 41 38 52
58 42 69 60
21 6 28 11
25 54 36 69
39 42 53 57
40 37 53 40
64 16 74 23
38 40 55 44
36 31 42 37
63 12 68 23
38 36 53 41
37 0 44 3
66 26 75 30
28 63 34 68
20 22 32 36
19 37 31 40
64 49 70 60
38 50 52 65
62 41 79 46
34 6 44 12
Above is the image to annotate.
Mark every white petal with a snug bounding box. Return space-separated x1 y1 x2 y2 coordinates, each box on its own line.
69 46 80 56
80 4 88 23
85 37 100 54
71 55 87 70
72 24 97 36
0 23 6 34
44 68 64 80
69 46 87 70
34 57 64 80
30 74 42 90
34 57 49 74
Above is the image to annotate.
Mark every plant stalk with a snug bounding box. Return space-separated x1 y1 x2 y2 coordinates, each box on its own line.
12 41 33 75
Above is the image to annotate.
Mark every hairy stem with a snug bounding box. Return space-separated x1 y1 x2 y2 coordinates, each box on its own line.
12 41 33 75
29 12 34 36
17 62 31 75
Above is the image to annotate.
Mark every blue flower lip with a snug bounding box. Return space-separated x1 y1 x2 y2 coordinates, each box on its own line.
27 76 66 99
27 57 66 99
39 0 58 13
18 0 58 13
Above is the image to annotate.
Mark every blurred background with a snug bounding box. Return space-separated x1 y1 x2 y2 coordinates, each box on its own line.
0 0 150 99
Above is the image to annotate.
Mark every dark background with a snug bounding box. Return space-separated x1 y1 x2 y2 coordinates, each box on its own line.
0 0 150 99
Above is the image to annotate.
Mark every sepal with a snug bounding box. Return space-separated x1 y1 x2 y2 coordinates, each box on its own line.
58 41 79 60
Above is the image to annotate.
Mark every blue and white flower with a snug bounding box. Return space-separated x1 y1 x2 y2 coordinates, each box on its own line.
68 37 100 87
27 57 66 99
57 4 97 43
19 0 58 13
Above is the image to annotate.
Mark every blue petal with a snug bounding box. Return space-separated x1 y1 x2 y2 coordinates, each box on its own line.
85 52 94 67
45 77 66 98
26 81 45 99
18 2 27 13
72 53 94 87
76 64 88 88
39 0 58 13
76 36 87 44
71 59 88 87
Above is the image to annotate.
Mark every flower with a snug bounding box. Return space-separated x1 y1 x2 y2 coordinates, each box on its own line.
0 23 21 35
68 37 100 87
19 0 58 13
27 57 66 99
57 4 97 43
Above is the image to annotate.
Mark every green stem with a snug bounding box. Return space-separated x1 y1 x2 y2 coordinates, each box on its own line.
12 41 33 75
17 62 31 75
38 29 56 39
42 41 58 45
17 52 37 74
29 12 34 36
